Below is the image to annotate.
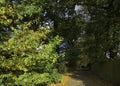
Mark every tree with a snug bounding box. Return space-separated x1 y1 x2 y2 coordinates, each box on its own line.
0 0 64 85
43 0 120 67
75 0 120 66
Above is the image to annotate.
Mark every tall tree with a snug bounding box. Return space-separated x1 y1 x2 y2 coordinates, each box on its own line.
0 0 64 85
76 0 120 66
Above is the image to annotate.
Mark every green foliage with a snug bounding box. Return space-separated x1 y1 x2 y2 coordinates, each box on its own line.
0 0 64 85
75 0 120 66
0 28 63 85
0 0 5 5
0 0 120 84
46 0 120 67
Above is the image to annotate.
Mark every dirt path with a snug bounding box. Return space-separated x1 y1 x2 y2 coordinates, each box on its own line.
66 70 114 86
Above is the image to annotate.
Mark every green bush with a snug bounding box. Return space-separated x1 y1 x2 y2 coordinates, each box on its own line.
0 28 63 85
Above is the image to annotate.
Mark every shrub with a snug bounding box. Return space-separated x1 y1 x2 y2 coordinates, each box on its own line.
0 28 63 85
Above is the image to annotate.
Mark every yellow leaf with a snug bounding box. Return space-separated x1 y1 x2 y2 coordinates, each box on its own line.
7 19 13 23
0 15 7 19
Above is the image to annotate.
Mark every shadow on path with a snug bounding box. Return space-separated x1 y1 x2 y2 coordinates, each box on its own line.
66 70 114 86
